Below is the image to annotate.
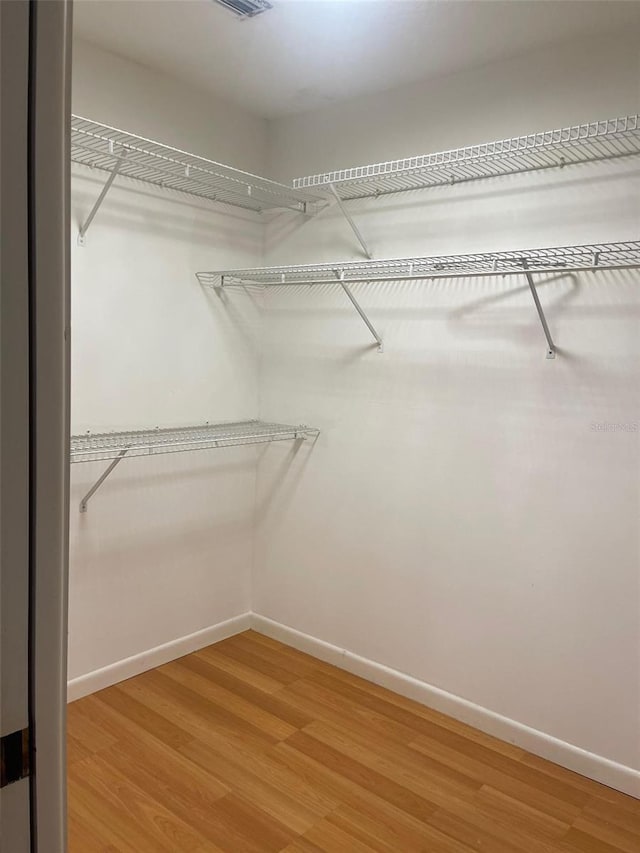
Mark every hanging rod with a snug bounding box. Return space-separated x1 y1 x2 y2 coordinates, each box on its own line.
71 420 319 512
197 240 640 358
71 115 324 242
293 114 640 200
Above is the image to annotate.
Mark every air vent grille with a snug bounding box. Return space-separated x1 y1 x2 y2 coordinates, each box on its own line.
212 0 272 18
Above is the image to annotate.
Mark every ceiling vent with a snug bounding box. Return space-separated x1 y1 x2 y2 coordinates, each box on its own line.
212 0 272 18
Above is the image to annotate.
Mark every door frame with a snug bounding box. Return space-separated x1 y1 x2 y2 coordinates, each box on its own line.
1 2 71 851
28 1 72 850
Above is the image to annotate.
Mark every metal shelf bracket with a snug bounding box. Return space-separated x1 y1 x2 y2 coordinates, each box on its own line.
334 270 383 352
329 183 373 260
77 150 128 246
79 448 129 512
521 258 556 359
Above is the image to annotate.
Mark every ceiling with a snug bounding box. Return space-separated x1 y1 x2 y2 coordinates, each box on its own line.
74 0 640 119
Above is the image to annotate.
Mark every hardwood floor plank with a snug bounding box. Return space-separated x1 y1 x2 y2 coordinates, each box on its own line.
85 753 211 851
312 665 525 760
580 795 640 836
273 740 455 848
279 839 327 853
301 815 387 852
66 700 119 754
567 815 640 853
325 803 477 853
93 684 193 750
97 737 229 815
560 826 626 853
408 733 582 824
306 724 565 852
68 806 117 853
409 731 589 811
178 736 333 834
427 805 543 853
159 657 297 741
213 639 303 686
118 667 279 751
185 726 339 817
285 729 439 824
309 668 528 764
68 755 207 853
302 719 480 807
228 631 323 680
277 678 421 745
475 784 570 841
178 651 314 729
196 644 290 693
74 692 200 779
67 731 93 768
200 791 296 853
520 752 640 809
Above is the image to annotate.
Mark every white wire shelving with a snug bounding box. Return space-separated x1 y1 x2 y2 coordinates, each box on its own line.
198 241 640 287
71 420 319 512
197 240 640 357
71 115 324 243
293 115 640 200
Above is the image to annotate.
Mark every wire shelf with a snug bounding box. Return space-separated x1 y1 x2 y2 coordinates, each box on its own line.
71 420 319 464
197 241 640 288
293 115 640 200
71 116 323 214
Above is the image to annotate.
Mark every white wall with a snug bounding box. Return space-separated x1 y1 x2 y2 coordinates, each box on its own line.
268 33 640 182
68 41 266 683
73 39 267 173
255 31 640 780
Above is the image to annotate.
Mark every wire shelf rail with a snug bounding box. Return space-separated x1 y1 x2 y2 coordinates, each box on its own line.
71 420 319 510
197 241 640 288
197 241 640 358
293 115 640 200
71 116 323 240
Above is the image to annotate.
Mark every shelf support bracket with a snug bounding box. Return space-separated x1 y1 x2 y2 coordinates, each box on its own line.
328 183 373 260
521 259 556 359
78 151 128 246
79 448 129 512
334 271 383 352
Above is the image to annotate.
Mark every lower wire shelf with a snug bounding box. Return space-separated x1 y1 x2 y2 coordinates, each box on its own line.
71 420 319 512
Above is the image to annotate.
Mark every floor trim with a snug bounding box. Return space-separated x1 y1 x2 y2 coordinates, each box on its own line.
66 610 639 798
66 612 252 702
251 613 640 799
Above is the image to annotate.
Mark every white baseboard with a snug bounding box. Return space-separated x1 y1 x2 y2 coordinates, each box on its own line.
251 613 640 799
66 609 639 798
67 612 251 703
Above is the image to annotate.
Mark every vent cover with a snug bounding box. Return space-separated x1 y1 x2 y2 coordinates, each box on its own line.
212 0 272 17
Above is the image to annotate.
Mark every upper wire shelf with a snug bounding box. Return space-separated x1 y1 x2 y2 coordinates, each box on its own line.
197 241 640 288
293 115 640 200
71 116 323 214
71 420 318 464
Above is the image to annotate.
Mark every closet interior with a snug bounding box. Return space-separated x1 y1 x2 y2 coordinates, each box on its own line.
67 2 640 849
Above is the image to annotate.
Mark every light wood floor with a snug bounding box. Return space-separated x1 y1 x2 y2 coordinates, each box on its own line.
68 630 640 852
